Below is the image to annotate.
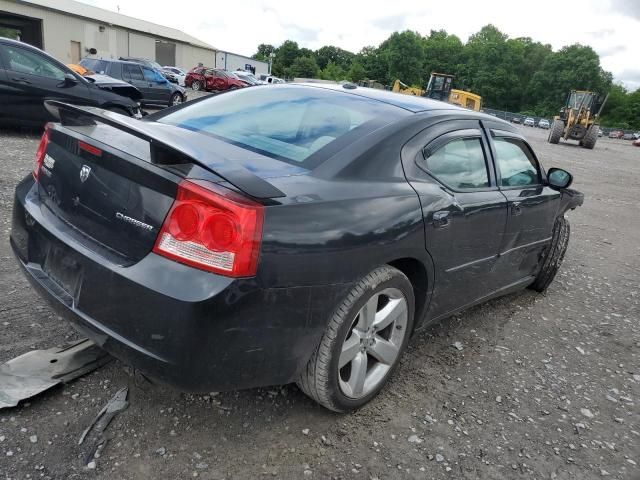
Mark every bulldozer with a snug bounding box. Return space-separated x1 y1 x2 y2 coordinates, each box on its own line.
547 90 608 149
391 79 424 97
423 73 482 112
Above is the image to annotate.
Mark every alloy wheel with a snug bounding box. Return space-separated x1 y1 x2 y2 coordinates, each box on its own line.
338 288 408 399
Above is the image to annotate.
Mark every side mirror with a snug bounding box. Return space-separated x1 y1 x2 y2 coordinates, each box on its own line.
63 73 78 86
547 168 573 189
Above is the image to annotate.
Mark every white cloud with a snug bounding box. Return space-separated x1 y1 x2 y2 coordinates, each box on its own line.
81 0 639 89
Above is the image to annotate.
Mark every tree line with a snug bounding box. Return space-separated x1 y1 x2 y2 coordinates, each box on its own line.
253 25 639 129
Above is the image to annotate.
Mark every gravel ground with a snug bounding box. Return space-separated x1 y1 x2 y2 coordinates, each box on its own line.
0 121 638 479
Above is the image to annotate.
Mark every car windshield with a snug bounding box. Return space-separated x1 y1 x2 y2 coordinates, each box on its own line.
158 85 406 167
80 58 109 74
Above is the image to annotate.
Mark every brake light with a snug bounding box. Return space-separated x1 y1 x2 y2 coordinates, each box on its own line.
153 180 264 277
33 124 51 181
78 140 102 157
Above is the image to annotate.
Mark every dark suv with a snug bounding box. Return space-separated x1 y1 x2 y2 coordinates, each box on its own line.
80 58 187 107
0 38 141 127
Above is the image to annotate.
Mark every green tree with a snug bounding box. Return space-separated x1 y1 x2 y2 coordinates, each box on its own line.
290 56 320 78
422 30 464 83
347 61 366 82
527 44 612 116
356 46 388 83
320 61 346 81
253 43 275 61
315 46 355 70
463 25 521 110
384 30 424 86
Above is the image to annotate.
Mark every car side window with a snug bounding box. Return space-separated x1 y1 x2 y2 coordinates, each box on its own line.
123 64 144 81
493 137 541 187
421 137 489 190
4 46 65 80
142 67 164 83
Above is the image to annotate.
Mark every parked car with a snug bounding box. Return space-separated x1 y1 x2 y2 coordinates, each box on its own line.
0 38 142 127
162 66 186 86
598 128 604 137
511 116 522 124
118 56 163 70
524 117 535 127
609 130 624 139
232 70 263 85
538 119 550 129
118 56 176 82
622 133 635 140
80 58 186 107
258 74 285 84
11 84 583 412
185 67 248 91
633 132 640 139
633 138 640 147
265 75 285 84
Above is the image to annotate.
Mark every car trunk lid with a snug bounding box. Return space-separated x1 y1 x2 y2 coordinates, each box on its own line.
36 101 291 264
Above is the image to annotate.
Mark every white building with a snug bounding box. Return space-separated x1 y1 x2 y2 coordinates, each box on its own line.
0 0 216 69
215 50 269 76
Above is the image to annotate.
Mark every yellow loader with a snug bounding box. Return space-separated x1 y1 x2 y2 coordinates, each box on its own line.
548 90 608 149
423 73 482 112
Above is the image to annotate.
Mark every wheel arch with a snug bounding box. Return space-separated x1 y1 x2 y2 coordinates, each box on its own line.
387 256 432 332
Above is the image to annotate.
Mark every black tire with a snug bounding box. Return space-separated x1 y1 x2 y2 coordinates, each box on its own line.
297 265 415 412
582 125 598 149
529 217 570 292
548 120 564 144
169 93 183 107
191 80 201 91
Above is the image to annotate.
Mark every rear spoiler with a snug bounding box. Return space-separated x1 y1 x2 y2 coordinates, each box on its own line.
44 100 286 200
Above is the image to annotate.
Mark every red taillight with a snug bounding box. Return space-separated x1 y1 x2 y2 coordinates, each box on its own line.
153 180 264 277
33 125 51 181
78 140 102 157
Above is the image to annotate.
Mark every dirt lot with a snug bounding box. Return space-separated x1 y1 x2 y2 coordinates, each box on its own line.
0 121 638 479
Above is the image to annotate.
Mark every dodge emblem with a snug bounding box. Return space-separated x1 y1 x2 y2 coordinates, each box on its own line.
79 165 91 183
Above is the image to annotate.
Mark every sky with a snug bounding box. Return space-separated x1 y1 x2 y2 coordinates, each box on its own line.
81 0 639 90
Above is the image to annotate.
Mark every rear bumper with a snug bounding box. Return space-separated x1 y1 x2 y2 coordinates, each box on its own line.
11 176 350 392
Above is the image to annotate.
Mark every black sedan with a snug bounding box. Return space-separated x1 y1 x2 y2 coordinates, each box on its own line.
79 58 186 107
10 84 583 412
0 38 142 127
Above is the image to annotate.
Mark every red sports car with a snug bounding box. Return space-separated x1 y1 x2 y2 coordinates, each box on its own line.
185 67 248 92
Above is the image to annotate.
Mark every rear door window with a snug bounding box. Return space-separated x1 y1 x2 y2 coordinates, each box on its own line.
421 137 489 190
123 64 144 81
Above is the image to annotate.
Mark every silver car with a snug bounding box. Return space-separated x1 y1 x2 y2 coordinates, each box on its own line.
524 117 535 127
538 119 550 129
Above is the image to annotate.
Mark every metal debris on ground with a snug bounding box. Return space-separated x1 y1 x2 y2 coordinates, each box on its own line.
79 387 129 445
0 339 111 409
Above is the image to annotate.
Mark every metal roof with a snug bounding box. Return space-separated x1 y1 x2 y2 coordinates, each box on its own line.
16 0 216 51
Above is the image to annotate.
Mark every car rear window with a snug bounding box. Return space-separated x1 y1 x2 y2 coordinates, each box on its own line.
158 85 406 167
80 58 109 74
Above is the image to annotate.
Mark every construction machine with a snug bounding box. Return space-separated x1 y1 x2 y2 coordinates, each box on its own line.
547 90 608 149
391 79 425 97
424 72 482 112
